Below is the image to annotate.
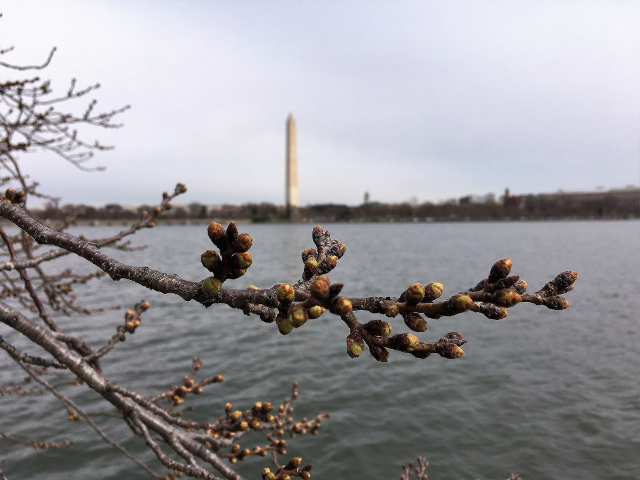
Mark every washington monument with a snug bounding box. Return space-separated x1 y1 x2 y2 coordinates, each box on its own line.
285 114 299 217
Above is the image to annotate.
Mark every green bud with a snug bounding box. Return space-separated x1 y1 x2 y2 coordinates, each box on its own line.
303 258 318 278
330 296 352 316
202 277 222 297
363 319 392 337
391 333 420 352
405 283 425 304
308 305 325 319
424 282 444 301
232 233 253 252
403 312 427 332
276 315 294 335
479 303 509 320
494 289 521 308
277 284 295 303
232 252 253 269
445 294 473 314
384 304 399 318
288 305 309 328
346 332 365 358
201 250 221 272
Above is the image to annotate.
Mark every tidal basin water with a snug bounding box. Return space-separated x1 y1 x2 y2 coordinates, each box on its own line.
1 220 639 480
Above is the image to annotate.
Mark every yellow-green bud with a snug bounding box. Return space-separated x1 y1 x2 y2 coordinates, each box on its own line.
276 315 294 335
201 250 221 271
232 252 252 269
424 282 444 301
440 344 464 359
494 289 522 308
405 283 425 304
346 332 365 358
363 319 392 337
403 312 427 332
277 284 295 303
384 304 399 318
391 333 420 352
330 296 352 316
202 277 222 297
446 294 473 313
247 285 260 291
231 410 242 421
301 247 318 263
308 305 325 319
304 258 318 277
288 305 309 328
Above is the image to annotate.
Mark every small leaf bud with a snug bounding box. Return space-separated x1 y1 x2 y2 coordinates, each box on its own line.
513 280 528 294
363 319 392 337
277 284 295 303
318 256 338 274
276 315 294 335
424 282 444 301
553 270 578 290
304 258 318 278
542 295 570 310
310 276 330 300
247 285 260 290
384 304 399 318
288 305 309 328
405 283 425 304
403 312 427 332
308 305 325 319
231 410 242 421
488 258 512 283
213 374 225 383
225 222 239 241
346 332 365 358
201 250 221 271
494 289 522 308
202 277 223 297
231 252 252 269
312 225 324 243
207 222 226 248
445 294 473 314
391 333 420 352
301 248 318 263
439 344 465 359
330 296 352 316
231 233 253 252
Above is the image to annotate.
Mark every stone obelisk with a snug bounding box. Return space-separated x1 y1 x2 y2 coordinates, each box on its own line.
285 114 299 218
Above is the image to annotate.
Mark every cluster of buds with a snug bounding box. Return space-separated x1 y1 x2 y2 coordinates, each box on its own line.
139 183 186 228
201 222 253 297
528 270 577 310
262 458 313 480
215 400 276 440
300 229 345 281
118 300 150 336
224 444 269 464
166 359 224 406
2 187 26 204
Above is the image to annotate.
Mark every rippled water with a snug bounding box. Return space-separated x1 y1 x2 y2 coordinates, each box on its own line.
1 220 639 480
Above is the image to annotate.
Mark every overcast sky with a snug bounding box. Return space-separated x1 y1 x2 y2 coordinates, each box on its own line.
1 0 638 207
